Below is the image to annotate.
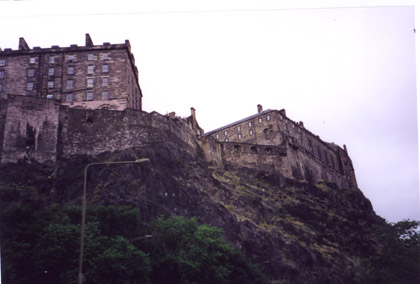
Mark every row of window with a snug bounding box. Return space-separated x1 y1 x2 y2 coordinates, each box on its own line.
24 64 109 78
25 77 110 91
0 52 110 67
61 91 110 102
215 115 272 139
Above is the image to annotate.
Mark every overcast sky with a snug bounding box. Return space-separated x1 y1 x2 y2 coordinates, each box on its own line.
0 0 419 223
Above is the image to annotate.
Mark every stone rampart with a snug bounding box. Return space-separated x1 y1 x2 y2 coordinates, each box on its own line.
58 107 201 159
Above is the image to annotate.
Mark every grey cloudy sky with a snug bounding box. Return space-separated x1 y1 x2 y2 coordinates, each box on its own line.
0 0 419 223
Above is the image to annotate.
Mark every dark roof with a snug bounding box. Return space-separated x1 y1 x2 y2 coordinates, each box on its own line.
203 109 276 136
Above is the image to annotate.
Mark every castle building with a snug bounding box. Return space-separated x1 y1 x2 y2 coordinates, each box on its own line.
0 35 358 189
202 105 357 189
0 34 142 111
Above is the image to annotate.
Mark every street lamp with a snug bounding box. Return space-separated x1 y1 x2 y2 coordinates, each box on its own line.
78 158 149 284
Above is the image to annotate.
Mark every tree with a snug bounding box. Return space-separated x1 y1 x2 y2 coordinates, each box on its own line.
365 220 420 284
138 216 269 284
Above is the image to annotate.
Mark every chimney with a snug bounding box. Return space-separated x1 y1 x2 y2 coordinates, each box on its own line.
257 104 263 113
85 33 94 47
19 37 30 50
299 121 304 127
191 107 196 119
280 109 286 117
343 144 348 154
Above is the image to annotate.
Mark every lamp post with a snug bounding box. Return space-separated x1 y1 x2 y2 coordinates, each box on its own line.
78 158 149 284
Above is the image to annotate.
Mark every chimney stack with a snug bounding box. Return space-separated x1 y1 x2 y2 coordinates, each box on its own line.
85 33 94 47
257 104 263 113
19 37 30 50
191 107 196 119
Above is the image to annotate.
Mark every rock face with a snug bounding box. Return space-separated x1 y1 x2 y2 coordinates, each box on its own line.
0 137 384 283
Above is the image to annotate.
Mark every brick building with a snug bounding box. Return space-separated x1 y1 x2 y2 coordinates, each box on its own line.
0 34 142 111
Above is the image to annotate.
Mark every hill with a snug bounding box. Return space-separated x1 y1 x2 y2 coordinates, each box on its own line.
1 139 398 283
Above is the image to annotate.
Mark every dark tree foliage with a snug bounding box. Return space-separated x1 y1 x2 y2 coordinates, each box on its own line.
138 216 269 284
1 204 268 284
364 220 420 284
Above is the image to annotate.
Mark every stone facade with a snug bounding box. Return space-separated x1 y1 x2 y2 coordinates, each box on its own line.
0 34 142 111
202 105 357 189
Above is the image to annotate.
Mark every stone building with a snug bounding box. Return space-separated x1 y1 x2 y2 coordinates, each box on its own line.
202 105 357 189
0 34 142 111
0 34 358 189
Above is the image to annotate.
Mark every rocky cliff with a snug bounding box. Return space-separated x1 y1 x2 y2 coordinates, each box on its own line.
0 133 385 283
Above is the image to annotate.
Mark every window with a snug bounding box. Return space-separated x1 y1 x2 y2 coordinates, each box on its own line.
248 121 252 127
48 81 54 88
47 94 53 99
68 55 76 61
224 138 229 142
238 133 242 139
237 126 241 132
249 129 253 135
28 69 35 77
88 53 94 61
251 146 257 153
87 65 94 74
102 64 109 73
67 79 74 89
102 77 109 86
67 66 74 75
224 130 228 136
87 92 93 101
216 134 219 139
102 53 109 60
308 140 313 151
0 71 4 79
102 91 109 100
258 117 262 123
26 82 34 91
66 93 73 102
267 115 271 121
87 78 94 87
48 68 55 76
0 59 5 66
49 56 55 63
29 57 36 64
0 84 2 93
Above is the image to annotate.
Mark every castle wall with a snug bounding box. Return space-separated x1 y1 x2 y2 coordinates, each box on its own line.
0 99 7 161
1 95 60 163
58 107 201 158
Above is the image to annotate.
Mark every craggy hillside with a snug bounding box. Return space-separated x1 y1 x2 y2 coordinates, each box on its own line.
1 140 385 283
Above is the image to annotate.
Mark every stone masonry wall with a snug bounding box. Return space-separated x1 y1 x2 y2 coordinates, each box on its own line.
58 107 201 159
1 95 60 163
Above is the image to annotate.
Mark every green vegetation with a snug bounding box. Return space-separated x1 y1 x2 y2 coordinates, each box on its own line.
1 204 269 284
364 220 420 284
